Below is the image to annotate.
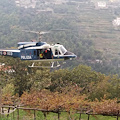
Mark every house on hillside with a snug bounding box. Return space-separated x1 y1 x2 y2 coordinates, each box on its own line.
0 63 15 73
95 1 108 9
15 0 37 8
36 8 54 14
109 0 120 3
112 17 120 26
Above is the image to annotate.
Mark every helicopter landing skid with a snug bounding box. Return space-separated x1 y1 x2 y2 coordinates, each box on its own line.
28 61 61 68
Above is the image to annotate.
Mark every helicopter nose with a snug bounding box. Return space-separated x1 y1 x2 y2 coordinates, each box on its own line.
74 54 77 58
64 51 77 56
64 51 77 60
69 54 77 60
71 54 77 58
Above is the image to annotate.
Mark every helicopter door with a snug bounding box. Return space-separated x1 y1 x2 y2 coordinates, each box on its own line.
51 46 62 57
37 49 44 59
55 49 61 55
33 50 37 60
43 48 52 59
37 49 52 59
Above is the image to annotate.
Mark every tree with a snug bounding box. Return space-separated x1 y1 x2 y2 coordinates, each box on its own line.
0 56 35 96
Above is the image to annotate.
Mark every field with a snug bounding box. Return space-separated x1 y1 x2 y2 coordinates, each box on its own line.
0 109 120 120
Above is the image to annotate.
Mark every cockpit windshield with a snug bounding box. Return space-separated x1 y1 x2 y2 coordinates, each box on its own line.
60 46 67 54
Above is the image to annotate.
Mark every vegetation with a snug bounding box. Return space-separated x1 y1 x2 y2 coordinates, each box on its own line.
1 0 120 119
1 56 120 117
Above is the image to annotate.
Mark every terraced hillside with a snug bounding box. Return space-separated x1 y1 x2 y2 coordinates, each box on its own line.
1 0 120 74
72 1 120 59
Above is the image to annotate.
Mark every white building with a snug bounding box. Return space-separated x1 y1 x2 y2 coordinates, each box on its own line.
95 1 108 9
109 0 119 3
15 0 37 8
112 17 120 26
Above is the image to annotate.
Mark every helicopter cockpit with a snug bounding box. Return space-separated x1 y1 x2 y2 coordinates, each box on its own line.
52 43 76 59
59 46 67 55
51 44 67 56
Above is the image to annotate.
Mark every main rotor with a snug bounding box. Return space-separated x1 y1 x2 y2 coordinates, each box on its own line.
22 29 68 42
22 30 50 42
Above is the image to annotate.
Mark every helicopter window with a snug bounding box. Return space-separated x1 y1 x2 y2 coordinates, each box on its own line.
26 50 31 55
21 51 25 56
55 49 61 55
34 50 36 55
60 46 67 54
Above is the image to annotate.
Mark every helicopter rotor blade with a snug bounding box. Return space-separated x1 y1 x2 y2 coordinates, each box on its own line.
40 31 50 35
22 30 50 35
22 30 39 34
22 29 70 35
51 29 68 31
22 29 74 42
22 30 51 42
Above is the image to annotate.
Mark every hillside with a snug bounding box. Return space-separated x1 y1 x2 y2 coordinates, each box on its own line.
0 0 120 74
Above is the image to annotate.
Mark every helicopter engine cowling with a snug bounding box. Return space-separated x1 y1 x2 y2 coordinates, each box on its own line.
42 44 50 49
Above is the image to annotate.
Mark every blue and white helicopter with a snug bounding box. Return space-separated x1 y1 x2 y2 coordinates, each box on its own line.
0 30 77 68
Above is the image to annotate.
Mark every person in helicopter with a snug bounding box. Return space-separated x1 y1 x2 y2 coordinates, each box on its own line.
43 48 52 59
39 50 44 59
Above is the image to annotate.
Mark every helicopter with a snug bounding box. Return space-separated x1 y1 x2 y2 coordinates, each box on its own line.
0 30 77 68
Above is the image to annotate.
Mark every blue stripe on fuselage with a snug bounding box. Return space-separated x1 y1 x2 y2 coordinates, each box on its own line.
53 55 77 60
